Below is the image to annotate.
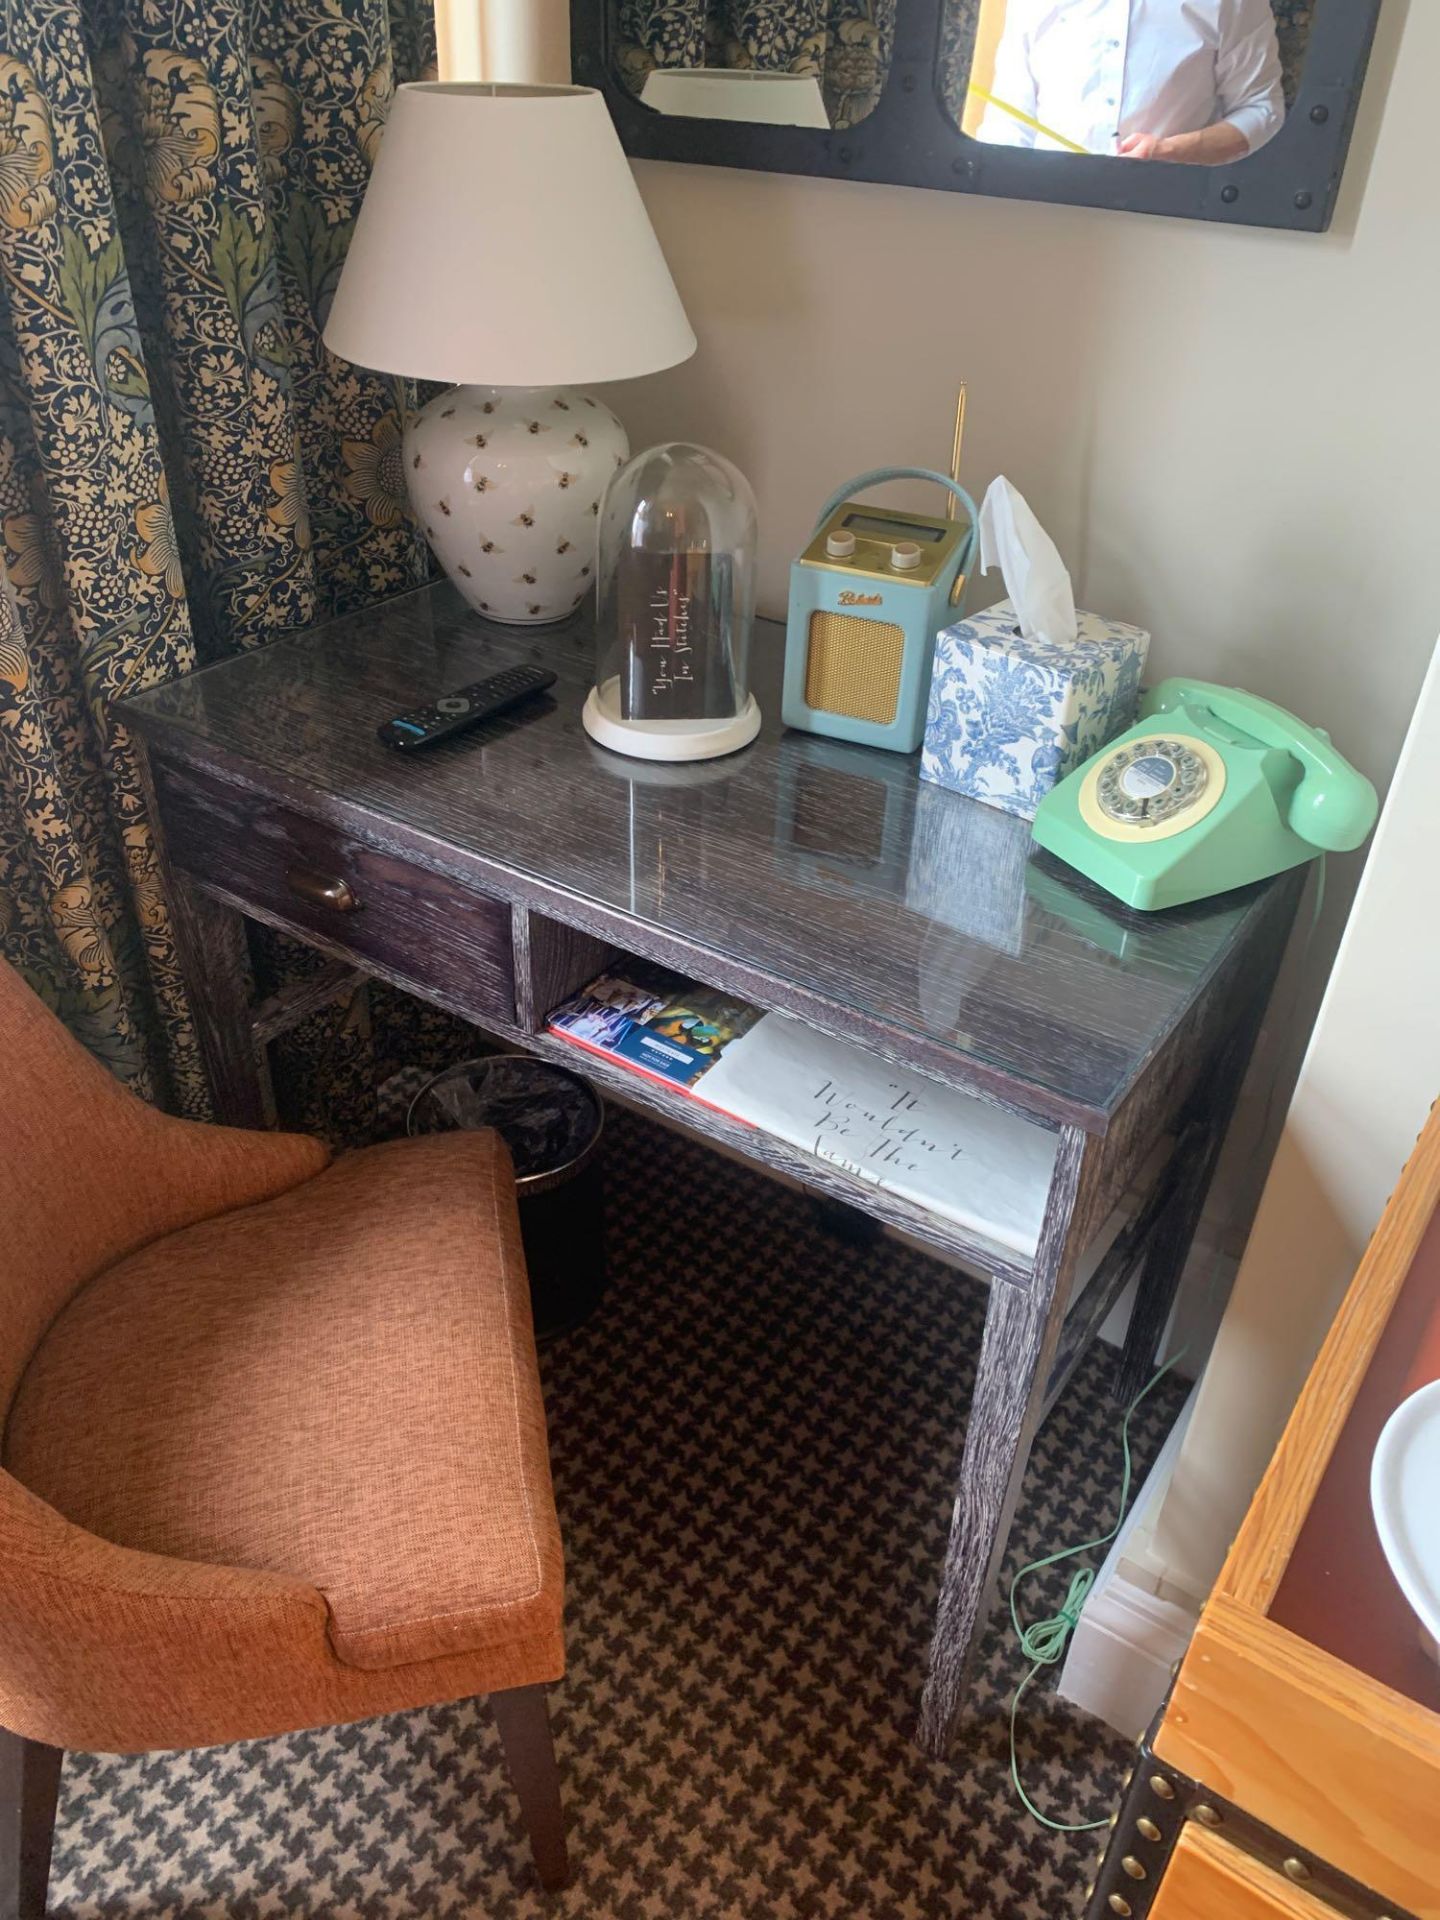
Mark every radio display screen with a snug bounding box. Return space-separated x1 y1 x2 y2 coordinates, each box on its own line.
841 512 947 544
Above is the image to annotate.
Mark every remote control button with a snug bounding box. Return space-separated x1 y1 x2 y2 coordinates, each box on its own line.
436 696 470 714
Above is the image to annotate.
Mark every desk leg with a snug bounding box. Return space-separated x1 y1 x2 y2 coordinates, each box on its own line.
133 734 272 1129
1113 991 1270 1408
917 1128 1093 1756
166 874 272 1129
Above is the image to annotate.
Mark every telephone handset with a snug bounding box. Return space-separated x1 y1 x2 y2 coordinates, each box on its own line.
1031 677 1379 912
1142 680 1377 853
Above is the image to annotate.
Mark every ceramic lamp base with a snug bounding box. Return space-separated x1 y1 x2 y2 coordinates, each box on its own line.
582 682 762 762
404 384 627 625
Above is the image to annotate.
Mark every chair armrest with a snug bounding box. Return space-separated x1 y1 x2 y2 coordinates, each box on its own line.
0 1471 328 1753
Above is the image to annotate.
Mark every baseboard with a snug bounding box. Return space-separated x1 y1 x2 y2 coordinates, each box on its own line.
1056 1386 1203 1740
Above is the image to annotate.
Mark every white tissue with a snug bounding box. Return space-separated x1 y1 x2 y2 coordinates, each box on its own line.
978 476 1079 649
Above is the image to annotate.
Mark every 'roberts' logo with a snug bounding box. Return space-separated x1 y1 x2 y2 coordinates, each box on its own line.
838 590 883 606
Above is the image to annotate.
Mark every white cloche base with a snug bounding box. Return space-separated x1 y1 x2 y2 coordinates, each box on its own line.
404 384 627 625
582 682 762 762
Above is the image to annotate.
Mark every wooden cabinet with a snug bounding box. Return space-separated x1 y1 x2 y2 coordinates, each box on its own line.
1087 1104 1440 1920
1151 1827 1348 1920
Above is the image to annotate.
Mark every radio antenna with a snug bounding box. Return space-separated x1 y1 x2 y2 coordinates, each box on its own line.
948 383 968 520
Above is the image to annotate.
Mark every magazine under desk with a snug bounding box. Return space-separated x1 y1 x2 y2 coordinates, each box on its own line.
523 969 1174 1418
120 584 1305 1757
522 913 1074 1273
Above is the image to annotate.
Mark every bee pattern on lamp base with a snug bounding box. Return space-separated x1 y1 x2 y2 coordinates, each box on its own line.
403 385 627 625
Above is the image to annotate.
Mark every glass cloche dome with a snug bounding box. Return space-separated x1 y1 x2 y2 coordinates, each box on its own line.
583 443 759 762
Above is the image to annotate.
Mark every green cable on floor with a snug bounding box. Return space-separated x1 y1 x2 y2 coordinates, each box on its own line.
1007 1352 1185 1832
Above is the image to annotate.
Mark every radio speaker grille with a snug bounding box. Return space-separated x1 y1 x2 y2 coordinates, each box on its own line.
805 612 904 726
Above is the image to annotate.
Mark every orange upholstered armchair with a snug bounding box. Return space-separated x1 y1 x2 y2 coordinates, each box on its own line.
0 960 568 1914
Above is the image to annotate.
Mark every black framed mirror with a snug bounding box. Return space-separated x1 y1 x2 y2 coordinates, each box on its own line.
572 0 1383 232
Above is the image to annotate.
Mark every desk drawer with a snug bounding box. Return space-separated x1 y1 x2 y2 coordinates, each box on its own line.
152 759 514 1023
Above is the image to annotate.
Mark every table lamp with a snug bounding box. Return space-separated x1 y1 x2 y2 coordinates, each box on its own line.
325 83 696 625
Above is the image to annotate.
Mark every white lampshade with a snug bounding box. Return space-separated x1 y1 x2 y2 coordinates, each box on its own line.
324 83 696 387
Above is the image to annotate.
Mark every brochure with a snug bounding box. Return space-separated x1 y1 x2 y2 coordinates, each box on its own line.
548 966 1056 1256
548 961 763 1091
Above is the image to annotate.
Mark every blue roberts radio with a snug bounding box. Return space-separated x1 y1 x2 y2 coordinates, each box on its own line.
782 466 979 753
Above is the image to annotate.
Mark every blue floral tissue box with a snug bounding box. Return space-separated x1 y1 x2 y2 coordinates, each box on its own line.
921 599 1149 819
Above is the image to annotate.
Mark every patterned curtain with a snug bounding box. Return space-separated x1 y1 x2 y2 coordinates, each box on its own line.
0 0 434 1110
939 0 1316 126
616 1 896 130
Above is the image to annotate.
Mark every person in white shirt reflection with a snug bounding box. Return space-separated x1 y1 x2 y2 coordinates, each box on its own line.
976 0 1286 164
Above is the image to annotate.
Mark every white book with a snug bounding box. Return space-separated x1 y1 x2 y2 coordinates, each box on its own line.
698 1012 1057 1259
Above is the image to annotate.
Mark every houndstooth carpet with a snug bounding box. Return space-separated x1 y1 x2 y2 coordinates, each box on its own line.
49 1107 1182 1920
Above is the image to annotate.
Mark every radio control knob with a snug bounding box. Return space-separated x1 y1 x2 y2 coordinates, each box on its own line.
890 541 923 571
825 529 857 559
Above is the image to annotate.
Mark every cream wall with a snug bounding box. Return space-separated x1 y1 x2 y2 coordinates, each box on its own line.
612 0 1434 850
1148 632 1440 1602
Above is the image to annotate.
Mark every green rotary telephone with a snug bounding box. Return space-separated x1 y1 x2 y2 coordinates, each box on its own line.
1031 679 1379 912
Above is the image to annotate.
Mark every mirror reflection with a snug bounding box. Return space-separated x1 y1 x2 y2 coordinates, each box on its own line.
950 1 1310 164
614 1 897 130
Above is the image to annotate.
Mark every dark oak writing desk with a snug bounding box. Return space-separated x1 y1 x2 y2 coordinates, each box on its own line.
121 582 1301 1755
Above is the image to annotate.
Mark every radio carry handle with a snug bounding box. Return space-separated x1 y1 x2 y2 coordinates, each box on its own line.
812 467 981 574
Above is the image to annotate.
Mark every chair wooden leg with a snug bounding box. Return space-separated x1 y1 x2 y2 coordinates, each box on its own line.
0 1729 62 1920
490 1686 570 1892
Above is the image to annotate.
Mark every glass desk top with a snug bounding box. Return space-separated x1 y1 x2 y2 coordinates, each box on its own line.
122 583 1294 1131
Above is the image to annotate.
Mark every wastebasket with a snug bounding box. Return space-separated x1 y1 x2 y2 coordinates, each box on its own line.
407 1054 606 1337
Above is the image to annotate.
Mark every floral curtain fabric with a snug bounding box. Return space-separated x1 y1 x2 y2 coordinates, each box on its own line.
0 0 433 1106
616 1 896 131
1265 0 1315 103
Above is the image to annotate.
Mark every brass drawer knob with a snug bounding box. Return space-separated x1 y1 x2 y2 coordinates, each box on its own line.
286 866 362 913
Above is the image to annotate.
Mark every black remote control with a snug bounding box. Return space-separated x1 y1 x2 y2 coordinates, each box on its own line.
378 665 557 751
